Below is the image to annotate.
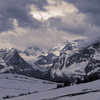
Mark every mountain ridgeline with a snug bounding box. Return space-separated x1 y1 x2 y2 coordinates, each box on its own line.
50 41 100 82
0 40 100 83
0 48 43 78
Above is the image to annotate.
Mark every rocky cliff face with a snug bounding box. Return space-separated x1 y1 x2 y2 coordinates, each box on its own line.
0 40 100 83
0 48 43 78
50 41 100 82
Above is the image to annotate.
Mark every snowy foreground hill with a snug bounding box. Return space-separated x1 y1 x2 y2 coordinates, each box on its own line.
0 74 100 100
0 74 57 100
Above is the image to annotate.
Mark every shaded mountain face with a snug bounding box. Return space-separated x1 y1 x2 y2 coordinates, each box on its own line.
18 46 47 73
0 40 100 83
35 52 57 72
50 41 100 82
34 40 81 72
19 46 44 63
23 46 44 56
0 48 43 78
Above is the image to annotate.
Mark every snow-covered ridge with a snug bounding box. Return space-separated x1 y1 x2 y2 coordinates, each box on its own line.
50 41 100 82
35 40 85 72
1 39 100 83
0 48 44 78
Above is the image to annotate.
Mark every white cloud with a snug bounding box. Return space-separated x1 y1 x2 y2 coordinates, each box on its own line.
0 0 100 51
0 22 85 50
30 0 78 21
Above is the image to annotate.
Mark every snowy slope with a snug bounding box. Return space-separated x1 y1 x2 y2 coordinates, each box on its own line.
0 74 57 100
24 46 44 56
50 41 100 82
18 46 49 73
35 40 81 72
49 42 69 56
0 48 45 78
19 46 44 65
5 78 100 100
0 48 34 74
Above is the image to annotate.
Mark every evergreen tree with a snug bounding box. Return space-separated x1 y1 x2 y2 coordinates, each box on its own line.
57 84 63 88
63 81 71 87
76 78 82 84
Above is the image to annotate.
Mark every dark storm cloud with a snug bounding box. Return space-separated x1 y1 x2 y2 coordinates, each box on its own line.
48 17 87 34
47 0 100 38
63 0 100 46
64 0 100 26
0 0 47 32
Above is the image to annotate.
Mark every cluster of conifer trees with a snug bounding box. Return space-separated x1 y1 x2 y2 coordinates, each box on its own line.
57 74 100 88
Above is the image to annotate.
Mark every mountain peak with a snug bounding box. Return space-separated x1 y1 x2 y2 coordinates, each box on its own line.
23 46 44 56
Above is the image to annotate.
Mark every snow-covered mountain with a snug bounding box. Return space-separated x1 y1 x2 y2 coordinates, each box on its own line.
49 42 69 56
19 46 44 63
35 41 78 72
50 41 100 82
24 46 44 56
0 39 100 83
18 46 47 72
0 48 43 78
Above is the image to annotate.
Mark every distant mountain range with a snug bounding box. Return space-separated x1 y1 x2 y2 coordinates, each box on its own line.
0 48 43 78
0 39 100 83
50 40 100 82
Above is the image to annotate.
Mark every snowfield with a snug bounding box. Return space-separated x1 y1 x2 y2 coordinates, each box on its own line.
0 74 100 100
0 74 57 100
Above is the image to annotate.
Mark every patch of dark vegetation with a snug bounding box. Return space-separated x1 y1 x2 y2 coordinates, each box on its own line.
3 95 15 99
43 81 54 84
76 74 100 84
57 84 63 88
56 74 100 89
2 91 38 99
19 91 37 96
57 81 71 88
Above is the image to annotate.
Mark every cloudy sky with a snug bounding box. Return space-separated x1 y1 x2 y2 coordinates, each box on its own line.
0 0 100 50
